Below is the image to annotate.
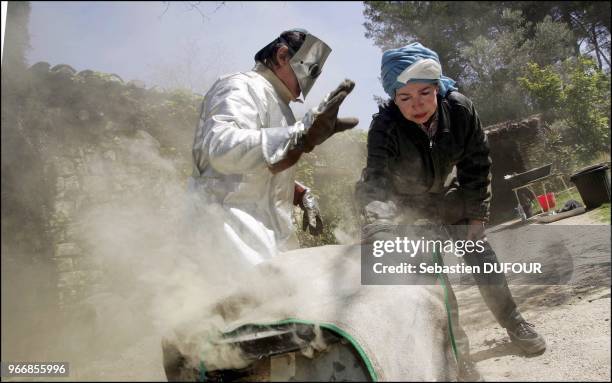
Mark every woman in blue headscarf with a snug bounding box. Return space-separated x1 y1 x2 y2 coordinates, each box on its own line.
356 42 546 377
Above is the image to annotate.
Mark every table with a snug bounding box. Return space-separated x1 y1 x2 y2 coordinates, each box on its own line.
511 173 575 217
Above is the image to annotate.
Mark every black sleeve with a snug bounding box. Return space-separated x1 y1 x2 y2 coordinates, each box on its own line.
355 119 395 209
354 119 402 240
455 101 492 221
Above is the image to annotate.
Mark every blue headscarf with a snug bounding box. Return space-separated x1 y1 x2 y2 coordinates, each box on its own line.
381 42 457 98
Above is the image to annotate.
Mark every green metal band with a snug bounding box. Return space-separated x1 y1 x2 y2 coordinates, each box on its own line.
200 317 378 382
433 249 459 362
198 360 207 382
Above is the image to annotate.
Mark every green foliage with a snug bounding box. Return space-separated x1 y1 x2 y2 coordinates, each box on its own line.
362 2 598 126
562 57 611 161
500 1 610 69
518 56 611 170
529 15 575 65
293 130 368 247
517 62 564 112
540 120 582 175
458 9 574 124
592 203 611 224
363 1 501 82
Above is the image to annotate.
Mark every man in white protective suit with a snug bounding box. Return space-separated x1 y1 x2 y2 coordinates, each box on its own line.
188 29 358 266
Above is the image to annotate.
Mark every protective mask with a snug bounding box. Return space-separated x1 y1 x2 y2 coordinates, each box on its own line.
256 30 331 99
284 33 331 98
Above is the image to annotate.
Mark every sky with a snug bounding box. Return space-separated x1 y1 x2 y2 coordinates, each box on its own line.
26 1 388 130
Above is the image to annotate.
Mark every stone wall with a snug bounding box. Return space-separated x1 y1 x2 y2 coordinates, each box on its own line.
3 62 198 316
48 132 189 311
50 146 119 309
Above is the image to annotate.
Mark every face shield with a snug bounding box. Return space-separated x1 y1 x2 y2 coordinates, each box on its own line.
256 30 331 99
284 33 331 98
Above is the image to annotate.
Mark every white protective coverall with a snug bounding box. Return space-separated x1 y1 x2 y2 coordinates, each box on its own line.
189 62 307 266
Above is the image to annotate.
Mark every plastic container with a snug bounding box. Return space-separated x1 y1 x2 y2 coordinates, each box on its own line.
536 192 556 212
570 163 611 210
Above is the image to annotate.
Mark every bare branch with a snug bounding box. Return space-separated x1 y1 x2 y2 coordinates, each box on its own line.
158 1 170 21
185 2 209 23
212 1 226 15
157 1 228 24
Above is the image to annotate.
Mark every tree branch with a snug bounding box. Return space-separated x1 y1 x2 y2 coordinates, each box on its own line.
157 1 228 23
158 1 170 20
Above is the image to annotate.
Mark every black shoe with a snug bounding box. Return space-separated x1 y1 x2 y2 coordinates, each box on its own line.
458 358 484 382
506 321 547 355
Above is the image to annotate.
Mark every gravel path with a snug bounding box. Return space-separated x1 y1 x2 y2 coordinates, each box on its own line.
456 210 611 382
457 285 610 382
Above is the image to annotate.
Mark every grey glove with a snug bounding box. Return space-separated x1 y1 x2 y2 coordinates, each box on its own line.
361 200 398 244
301 189 324 236
301 79 359 152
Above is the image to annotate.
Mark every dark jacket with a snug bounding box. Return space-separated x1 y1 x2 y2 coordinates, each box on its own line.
355 91 492 226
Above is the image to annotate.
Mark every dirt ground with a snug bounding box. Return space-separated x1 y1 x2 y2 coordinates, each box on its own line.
456 209 611 382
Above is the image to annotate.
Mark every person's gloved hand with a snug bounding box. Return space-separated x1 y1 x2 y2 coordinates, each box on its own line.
302 79 359 152
301 189 324 236
360 200 398 244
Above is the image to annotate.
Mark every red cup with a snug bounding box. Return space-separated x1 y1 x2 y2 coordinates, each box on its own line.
537 192 556 212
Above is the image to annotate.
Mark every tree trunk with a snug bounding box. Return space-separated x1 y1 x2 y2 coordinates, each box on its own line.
591 24 603 70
